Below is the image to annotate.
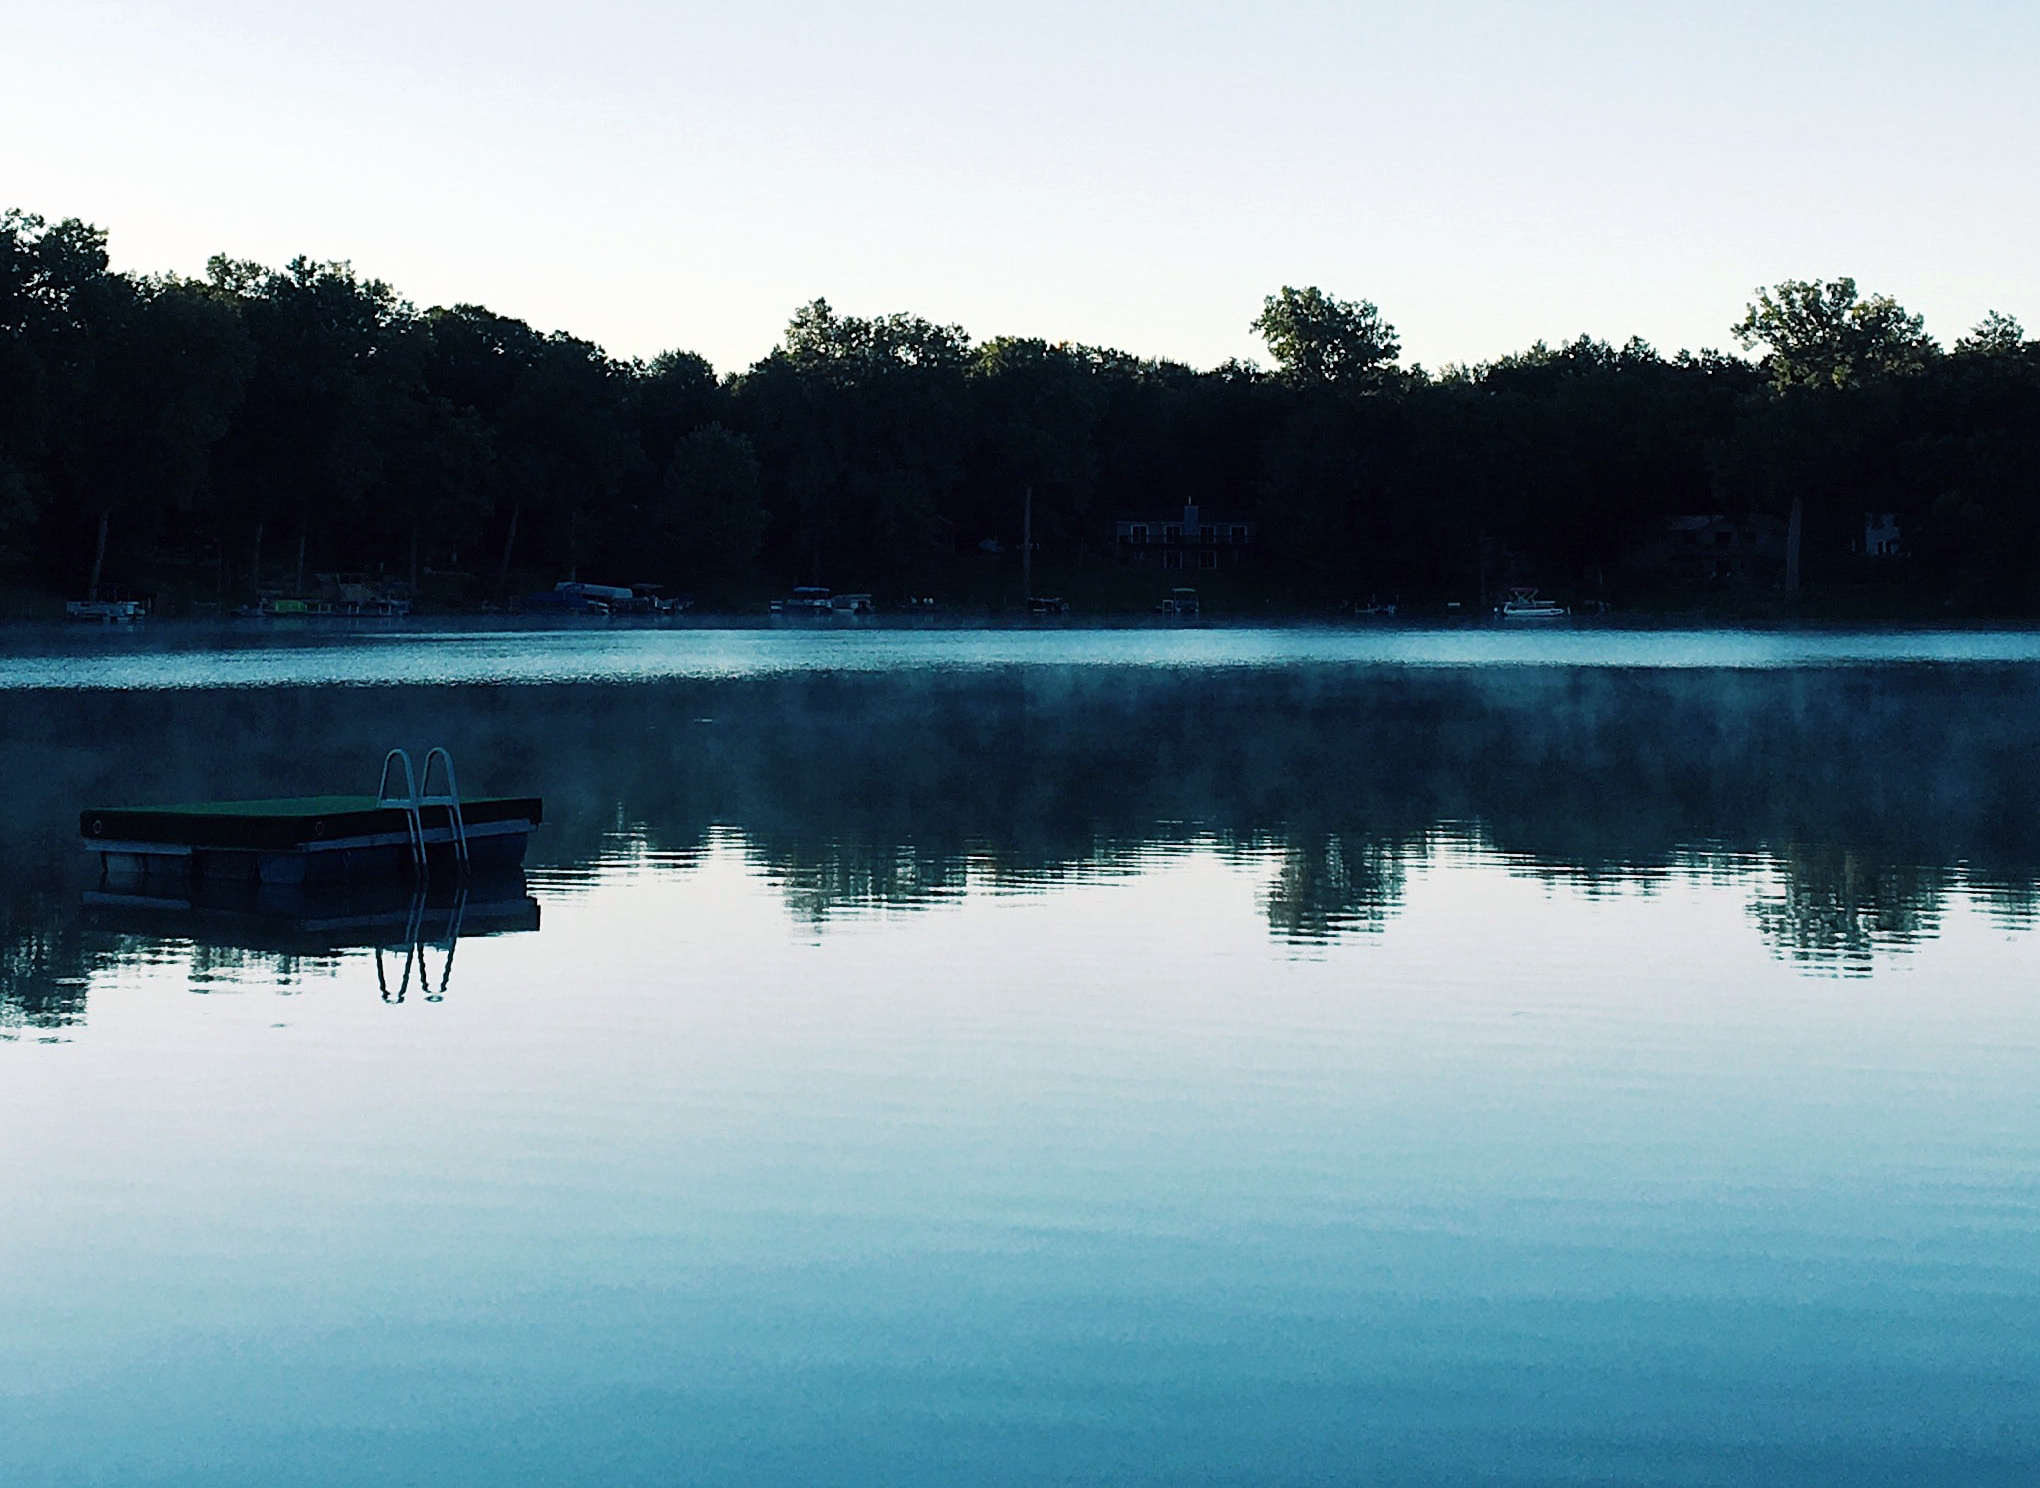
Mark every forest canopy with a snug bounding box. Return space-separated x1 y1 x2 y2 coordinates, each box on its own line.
3 208 2035 613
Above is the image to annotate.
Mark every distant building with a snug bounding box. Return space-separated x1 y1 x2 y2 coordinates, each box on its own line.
1856 511 1903 558
1114 503 1256 571
1635 514 1787 584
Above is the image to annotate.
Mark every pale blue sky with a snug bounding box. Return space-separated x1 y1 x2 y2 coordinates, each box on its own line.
7 0 2034 371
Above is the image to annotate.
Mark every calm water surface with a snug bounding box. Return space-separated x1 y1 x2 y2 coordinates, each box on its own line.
3 627 2038 1486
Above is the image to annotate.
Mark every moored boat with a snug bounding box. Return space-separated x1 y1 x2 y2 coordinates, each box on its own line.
770 586 835 617
1495 586 1570 619
67 587 150 623
65 598 147 623
521 585 611 615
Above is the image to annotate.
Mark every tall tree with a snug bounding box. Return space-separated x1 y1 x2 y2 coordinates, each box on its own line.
1955 310 2025 357
1734 277 1935 390
493 332 635 590
1252 286 1400 389
207 256 418 592
968 337 1104 582
634 349 725 473
374 392 489 590
4 215 251 595
736 299 972 592
1730 278 1937 591
0 212 60 561
65 276 252 598
651 422 766 595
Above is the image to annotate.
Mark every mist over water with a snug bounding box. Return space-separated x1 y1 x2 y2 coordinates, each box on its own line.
10 619 2040 690
4 630 2039 1486
8 640 2038 1018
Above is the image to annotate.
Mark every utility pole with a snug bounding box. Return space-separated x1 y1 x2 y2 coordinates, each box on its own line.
1022 485 1033 603
1785 494 1803 596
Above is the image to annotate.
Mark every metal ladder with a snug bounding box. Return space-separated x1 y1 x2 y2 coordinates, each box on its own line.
376 747 471 881
420 747 471 876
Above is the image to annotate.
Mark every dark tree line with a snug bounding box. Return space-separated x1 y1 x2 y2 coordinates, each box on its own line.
3 209 2036 610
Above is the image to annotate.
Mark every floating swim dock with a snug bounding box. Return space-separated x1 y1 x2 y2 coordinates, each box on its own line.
81 749 541 886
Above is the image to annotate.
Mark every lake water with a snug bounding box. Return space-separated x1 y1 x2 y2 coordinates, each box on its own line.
5 625 2039 1486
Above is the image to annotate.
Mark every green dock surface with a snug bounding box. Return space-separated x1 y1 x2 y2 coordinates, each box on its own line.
82 795 544 851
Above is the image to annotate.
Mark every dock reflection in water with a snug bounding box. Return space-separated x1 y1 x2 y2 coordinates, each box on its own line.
77 872 541 1005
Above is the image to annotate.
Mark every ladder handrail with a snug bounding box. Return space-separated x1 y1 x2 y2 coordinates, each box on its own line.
376 887 430 1002
424 881 469 1001
419 746 470 876
374 746 472 883
376 748 426 876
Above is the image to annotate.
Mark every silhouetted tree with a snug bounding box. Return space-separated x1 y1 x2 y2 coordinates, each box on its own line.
2 207 2036 617
1253 285 1401 389
652 422 766 596
1734 277 1936 391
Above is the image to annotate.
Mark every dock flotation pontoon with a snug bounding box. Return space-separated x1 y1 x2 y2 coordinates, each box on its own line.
81 749 541 887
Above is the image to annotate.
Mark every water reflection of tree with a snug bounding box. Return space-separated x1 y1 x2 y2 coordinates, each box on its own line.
2 913 339 1031
1961 861 2040 930
764 840 971 923
184 941 333 989
1749 844 1950 973
9 661 2040 1023
1 898 99 1030
1262 833 1411 942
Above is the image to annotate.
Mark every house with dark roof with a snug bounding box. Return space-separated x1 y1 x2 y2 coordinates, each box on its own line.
1113 503 1256 571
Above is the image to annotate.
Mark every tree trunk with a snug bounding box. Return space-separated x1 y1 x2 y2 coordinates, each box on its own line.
1785 494 1804 595
294 518 308 597
87 507 110 601
409 523 420 592
250 518 265 591
496 500 522 596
